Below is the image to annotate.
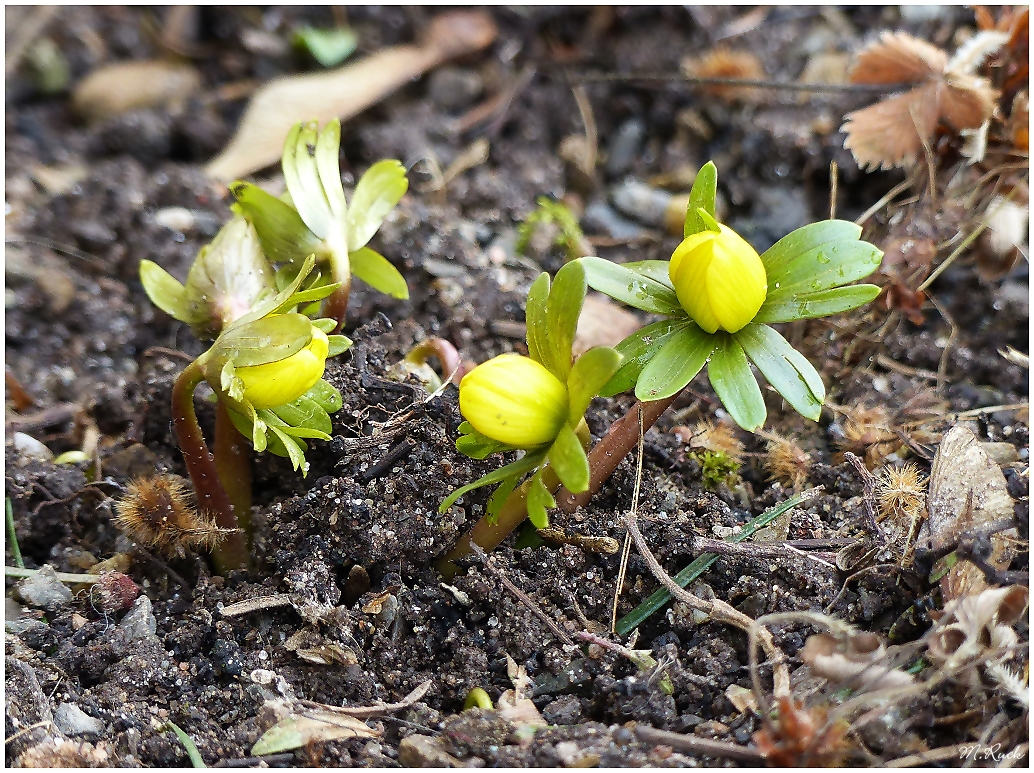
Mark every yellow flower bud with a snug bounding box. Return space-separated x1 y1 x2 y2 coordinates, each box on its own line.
235 327 329 409
460 354 568 447
669 224 767 334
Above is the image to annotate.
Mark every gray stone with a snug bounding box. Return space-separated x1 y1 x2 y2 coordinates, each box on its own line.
398 734 463 768
118 595 156 641
13 432 53 462
427 66 483 112
54 703 105 739
15 566 72 611
606 119 645 176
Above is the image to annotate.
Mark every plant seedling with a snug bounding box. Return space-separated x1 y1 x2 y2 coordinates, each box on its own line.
438 260 621 570
230 119 410 329
582 161 883 431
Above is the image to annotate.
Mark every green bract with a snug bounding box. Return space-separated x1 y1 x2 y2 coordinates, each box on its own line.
195 256 351 474
580 162 883 431
440 261 622 528
230 118 410 309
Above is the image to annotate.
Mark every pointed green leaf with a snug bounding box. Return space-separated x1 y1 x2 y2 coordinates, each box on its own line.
545 260 587 380
526 472 557 529
696 208 721 233
231 255 317 329
139 260 193 323
635 324 716 401
684 161 717 238
312 318 336 333
755 284 881 324
295 26 358 69
622 260 674 288
283 121 336 239
267 422 308 472
305 379 342 413
327 335 352 357
580 257 683 316
765 240 883 301
346 159 408 251
525 272 551 367
270 394 333 435
600 319 689 397
567 346 622 425
707 336 766 431
486 476 520 525
212 312 311 367
277 281 341 311
230 181 319 265
735 324 824 421
350 246 409 299
548 424 590 493
456 423 520 460
759 219 862 277
439 449 547 513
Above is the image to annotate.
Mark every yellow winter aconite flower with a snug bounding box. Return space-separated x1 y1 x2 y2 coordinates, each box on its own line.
235 326 329 409
669 224 768 334
460 353 569 447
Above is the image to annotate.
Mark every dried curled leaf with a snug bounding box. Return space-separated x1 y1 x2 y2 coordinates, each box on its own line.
841 31 1002 170
926 585 1028 671
801 632 916 692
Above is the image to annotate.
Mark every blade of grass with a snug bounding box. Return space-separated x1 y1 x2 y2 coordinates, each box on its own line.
6 498 25 569
159 720 207 768
614 488 821 635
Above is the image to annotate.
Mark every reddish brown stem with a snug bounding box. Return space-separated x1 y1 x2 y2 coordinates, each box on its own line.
556 394 679 512
214 400 253 541
324 260 352 332
171 362 250 573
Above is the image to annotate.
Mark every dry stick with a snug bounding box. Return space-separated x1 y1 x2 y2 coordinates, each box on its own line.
469 542 574 647
570 72 900 93
611 404 644 633
219 593 292 617
855 178 914 227
925 292 959 390
296 679 432 718
619 427 791 696
633 724 765 764
690 537 837 568
557 394 678 512
829 160 838 220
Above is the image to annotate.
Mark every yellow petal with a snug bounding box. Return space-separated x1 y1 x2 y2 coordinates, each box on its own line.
460 353 568 447
236 328 329 409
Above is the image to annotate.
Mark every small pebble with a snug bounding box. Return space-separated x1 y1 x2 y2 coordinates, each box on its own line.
427 66 484 112
119 594 157 641
15 566 72 611
54 703 105 740
606 118 645 176
13 432 53 462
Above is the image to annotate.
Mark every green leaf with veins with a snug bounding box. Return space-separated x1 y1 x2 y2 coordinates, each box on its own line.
684 161 717 238
707 335 766 431
765 240 883 300
544 260 586 381
735 323 824 421
580 257 683 316
525 272 551 369
346 159 408 251
548 424 590 493
601 319 689 398
635 323 716 402
139 261 194 323
567 346 622 425
754 284 881 324
759 220 861 277
350 246 409 299
230 182 319 266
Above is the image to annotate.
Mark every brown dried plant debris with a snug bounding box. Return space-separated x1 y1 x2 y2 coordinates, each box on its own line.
926 585 1028 673
113 474 238 557
760 431 812 490
673 419 745 463
680 47 765 102
752 695 853 768
875 462 928 566
841 30 1005 170
801 631 916 693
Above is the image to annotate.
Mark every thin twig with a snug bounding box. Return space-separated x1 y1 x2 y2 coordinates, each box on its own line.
633 724 765 763
618 448 792 697
611 405 643 633
689 537 837 569
570 83 597 174
855 178 913 226
829 160 838 220
570 72 900 93
4 566 102 583
219 593 292 617
925 292 958 389
469 543 574 646
295 680 432 718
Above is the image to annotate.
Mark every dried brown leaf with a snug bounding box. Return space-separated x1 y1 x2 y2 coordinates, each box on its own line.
205 12 497 181
681 47 765 102
849 31 946 85
842 82 941 170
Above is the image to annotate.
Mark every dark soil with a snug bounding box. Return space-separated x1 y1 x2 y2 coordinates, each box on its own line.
5 6 1028 768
